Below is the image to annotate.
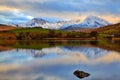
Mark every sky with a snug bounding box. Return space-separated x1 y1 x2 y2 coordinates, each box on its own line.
0 0 120 24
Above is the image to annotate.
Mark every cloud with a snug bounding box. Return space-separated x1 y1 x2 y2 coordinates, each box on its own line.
0 10 33 24
0 0 120 23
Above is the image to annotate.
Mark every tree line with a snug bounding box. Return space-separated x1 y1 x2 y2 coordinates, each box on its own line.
16 30 99 40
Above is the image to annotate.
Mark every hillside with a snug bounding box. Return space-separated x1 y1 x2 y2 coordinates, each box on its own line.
72 23 120 35
0 22 120 40
94 23 120 34
11 27 79 40
0 24 16 31
0 26 98 40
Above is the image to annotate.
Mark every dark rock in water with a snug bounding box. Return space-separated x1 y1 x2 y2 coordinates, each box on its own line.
73 70 90 79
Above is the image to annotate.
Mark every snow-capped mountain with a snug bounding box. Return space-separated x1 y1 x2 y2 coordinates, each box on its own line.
18 18 80 29
17 16 110 30
81 16 110 27
63 16 110 30
19 18 48 27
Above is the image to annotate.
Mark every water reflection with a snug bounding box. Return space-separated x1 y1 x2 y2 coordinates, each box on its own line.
0 41 120 80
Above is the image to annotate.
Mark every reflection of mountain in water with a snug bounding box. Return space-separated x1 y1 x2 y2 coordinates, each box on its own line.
60 46 110 59
27 50 46 58
0 46 120 64
23 46 110 59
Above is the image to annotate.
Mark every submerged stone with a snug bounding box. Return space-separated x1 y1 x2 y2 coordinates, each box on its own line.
73 70 90 79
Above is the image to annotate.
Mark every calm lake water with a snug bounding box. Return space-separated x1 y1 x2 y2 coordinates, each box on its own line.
0 40 120 80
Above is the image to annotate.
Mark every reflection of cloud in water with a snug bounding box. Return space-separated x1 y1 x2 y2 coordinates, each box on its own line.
26 51 120 65
0 46 120 73
0 46 120 80
0 64 20 72
17 46 120 64
0 46 120 65
0 49 34 64
0 73 64 80
86 73 120 80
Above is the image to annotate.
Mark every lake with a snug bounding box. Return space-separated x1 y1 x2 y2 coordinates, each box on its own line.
0 40 120 80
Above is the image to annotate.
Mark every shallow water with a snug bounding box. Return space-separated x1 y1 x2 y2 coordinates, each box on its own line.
0 40 120 80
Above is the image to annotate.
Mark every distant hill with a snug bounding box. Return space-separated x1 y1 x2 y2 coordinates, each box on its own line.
73 23 120 35
0 24 16 31
94 23 120 34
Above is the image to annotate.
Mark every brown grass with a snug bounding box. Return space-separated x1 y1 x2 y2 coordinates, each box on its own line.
0 24 16 31
94 23 120 34
74 23 120 34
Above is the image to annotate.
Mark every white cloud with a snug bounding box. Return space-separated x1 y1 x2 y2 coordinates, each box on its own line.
0 0 120 23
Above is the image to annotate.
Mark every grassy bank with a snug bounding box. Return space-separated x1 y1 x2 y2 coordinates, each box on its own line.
0 27 119 40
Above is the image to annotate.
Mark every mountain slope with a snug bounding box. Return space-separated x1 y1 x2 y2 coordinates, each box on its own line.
18 18 80 29
94 23 120 34
19 18 48 27
63 16 110 30
0 24 16 31
80 16 110 28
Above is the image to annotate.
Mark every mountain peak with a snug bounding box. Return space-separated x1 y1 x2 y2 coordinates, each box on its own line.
86 16 100 19
62 16 111 30
31 18 48 23
80 16 110 28
84 16 108 23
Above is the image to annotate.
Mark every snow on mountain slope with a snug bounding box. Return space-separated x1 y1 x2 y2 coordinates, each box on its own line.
19 18 48 28
18 18 80 29
80 16 110 28
63 16 110 30
18 16 110 30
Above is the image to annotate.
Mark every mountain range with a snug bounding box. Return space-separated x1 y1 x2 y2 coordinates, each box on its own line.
18 18 80 29
18 16 111 30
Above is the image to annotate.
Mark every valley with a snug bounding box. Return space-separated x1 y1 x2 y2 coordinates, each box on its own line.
0 24 120 40
0 1 120 80
0 16 120 40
